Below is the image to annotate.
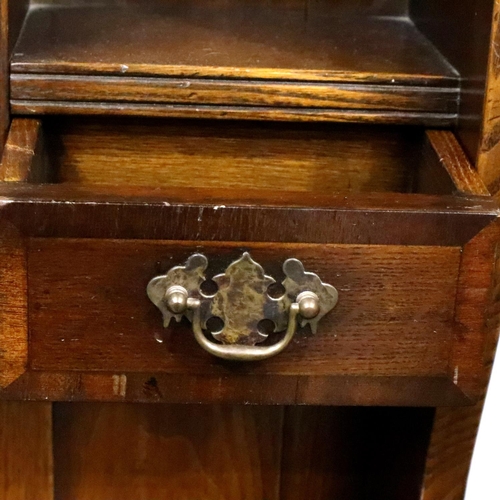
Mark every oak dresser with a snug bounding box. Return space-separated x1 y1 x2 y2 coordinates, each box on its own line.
1 1 500 499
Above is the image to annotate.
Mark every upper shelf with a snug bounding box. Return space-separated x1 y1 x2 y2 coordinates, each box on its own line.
10 4 460 125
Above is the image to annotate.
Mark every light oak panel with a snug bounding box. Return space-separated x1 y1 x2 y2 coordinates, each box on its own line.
47 119 422 193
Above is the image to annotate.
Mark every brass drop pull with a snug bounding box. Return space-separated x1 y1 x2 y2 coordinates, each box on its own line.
147 253 338 362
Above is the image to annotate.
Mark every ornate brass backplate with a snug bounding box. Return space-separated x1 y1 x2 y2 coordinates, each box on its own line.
147 252 338 361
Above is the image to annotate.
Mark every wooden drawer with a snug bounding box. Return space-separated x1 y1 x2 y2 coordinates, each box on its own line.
0 118 498 407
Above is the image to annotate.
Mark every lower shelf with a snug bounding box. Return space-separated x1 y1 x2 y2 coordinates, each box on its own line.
0 401 438 500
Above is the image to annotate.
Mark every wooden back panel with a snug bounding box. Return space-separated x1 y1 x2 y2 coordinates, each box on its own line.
0 0 29 157
52 404 433 500
46 118 423 193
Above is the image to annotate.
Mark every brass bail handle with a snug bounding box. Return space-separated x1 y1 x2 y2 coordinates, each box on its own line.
147 253 338 362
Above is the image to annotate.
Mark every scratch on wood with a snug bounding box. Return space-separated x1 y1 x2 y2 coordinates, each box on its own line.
112 374 127 397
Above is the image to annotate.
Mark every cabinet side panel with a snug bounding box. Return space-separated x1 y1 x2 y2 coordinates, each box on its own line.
0 0 28 154
410 0 494 165
477 2 500 193
0 0 8 154
422 221 500 499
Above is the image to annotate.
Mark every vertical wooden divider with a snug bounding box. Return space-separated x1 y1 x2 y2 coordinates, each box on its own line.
0 0 9 156
0 118 54 500
478 0 500 193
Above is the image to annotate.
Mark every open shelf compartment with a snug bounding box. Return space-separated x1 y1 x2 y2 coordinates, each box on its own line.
10 1 460 125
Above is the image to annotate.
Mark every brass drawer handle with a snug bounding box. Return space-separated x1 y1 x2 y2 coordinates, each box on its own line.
147 253 338 362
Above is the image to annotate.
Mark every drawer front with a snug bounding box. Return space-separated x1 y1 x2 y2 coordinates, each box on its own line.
1 235 477 407
0 190 497 407
29 240 459 377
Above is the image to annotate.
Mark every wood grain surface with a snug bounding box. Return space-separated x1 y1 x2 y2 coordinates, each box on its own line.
53 403 283 500
28 240 459 376
411 0 495 164
0 183 495 246
477 0 500 193
9 4 459 122
0 0 29 156
11 5 456 84
48 119 422 193
421 220 500 500
0 227 26 389
425 131 491 196
0 371 471 406
10 100 458 126
0 0 8 156
0 402 53 500
0 118 52 183
10 74 459 114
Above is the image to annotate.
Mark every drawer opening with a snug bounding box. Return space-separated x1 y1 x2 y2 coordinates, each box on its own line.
4 116 491 199
44 118 428 195
9 0 460 124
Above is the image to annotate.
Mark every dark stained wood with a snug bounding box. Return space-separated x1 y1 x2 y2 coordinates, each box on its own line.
280 406 434 500
28 241 459 379
10 74 459 114
0 372 471 406
12 5 456 84
422 406 483 500
0 0 8 157
425 130 491 196
9 4 459 123
47 119 422 193
0 401 53 500
411 0 495 164
7 0 29 55
34 0 409 17
0 184 495 246
450 220 500 398
280 407 363 500
416 131 491 196
421 219 500 499
10 100 458 127
53 403 283 500
0 0 28 158
0 119 40 182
